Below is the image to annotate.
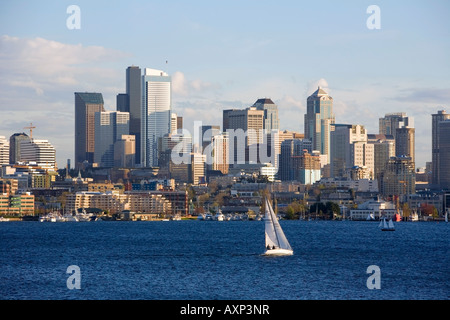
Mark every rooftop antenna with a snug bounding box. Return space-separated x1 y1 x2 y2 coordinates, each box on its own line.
24 122 36 139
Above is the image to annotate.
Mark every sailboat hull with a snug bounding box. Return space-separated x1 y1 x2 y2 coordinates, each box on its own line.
263 248 293 256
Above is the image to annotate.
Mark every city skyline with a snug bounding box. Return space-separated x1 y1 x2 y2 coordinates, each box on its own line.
1 1 449 168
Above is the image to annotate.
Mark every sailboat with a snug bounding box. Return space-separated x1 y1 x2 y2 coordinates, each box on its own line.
263 198 293 256
379 217 395 231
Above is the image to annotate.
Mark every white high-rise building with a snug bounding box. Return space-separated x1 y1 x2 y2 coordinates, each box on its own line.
20 139 56 168
141 68 172 167
0 136 9 165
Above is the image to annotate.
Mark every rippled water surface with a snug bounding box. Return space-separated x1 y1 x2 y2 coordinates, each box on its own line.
0 220 448 300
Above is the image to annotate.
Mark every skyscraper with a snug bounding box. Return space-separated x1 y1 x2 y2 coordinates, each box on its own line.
380 156 415 198
223 107 265 165
20 139 56 168
279 138 312 181
211 133 229 175
0 136 9 165
74 92 105 168
304 87 335 163
94 111 130 167
379 112 413 140
330 124 374 178
252 98 280 132
432 110 450 186
437 119 450 190
141 68 171 167
126 66 142 166
395 127 415 164
9 133 30 164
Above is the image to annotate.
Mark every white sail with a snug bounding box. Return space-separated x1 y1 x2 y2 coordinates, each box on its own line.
264 198 292 252
388 219 395 229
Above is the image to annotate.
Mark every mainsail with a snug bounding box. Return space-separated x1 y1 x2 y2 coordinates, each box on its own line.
265 198 292 251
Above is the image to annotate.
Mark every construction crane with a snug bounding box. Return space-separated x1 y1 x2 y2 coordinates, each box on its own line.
24 123 36 139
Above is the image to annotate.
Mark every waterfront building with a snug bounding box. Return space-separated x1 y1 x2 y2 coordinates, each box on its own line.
66 189 187 216
141 68 172 167
432 110 450 187
0 192 34 216
74 92 105 168
304 87 335 163
349 198 398 221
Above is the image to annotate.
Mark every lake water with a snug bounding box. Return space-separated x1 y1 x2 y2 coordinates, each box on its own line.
0 220 448 300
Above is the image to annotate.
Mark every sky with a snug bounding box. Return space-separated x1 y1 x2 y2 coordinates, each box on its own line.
1 0 449 169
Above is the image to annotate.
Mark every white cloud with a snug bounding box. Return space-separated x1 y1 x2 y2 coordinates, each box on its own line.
0 35 128 96
0 35 129 167
172 71 220 97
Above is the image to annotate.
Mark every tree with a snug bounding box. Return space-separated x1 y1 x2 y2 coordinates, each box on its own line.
285 206 296 220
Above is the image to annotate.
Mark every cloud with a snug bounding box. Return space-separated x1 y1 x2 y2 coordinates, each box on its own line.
0 35 128 96
391 87 450 104
172 71 220 97
0 35 130 167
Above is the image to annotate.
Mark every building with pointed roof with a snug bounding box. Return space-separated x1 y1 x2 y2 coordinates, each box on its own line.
304 87 335 164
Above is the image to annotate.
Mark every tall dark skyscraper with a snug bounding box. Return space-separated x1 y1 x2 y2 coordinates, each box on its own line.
9 132 30 164
126 66 142 166
74 92 105 168
437 120 450 190
432 110 450 187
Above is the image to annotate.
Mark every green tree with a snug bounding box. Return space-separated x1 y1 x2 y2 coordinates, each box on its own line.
285 206 296 220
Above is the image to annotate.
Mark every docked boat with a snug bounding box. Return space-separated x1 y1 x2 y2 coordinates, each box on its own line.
214 211 224 221
379 217 395 231
263 197 293 256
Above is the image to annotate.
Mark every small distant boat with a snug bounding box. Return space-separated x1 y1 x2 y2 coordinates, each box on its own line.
197 214 205 221
409 211 419 222
0 217 10 222
379 217 395 231
366 213 375 221
214 211 224 221
263 197 293 256
445 210 448 223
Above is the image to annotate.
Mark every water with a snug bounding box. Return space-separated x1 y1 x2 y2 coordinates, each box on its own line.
0 220 448 300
